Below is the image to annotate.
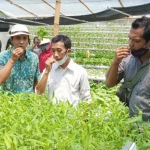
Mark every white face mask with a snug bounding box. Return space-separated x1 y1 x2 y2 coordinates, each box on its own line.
57 54 68 66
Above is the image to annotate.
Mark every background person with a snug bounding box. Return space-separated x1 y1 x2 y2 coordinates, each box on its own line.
38 38 52 73
29 36 41 55
5 38 13 50
29 37 52 73
36 35 91 106
0 24 41 94
106 16 150 121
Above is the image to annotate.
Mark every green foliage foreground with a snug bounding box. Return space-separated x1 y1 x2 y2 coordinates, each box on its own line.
0 82 150 150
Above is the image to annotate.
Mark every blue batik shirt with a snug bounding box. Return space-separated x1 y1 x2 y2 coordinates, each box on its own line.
0 48 41 94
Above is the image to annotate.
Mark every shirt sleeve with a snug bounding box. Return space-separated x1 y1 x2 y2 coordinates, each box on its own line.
0 51 8 70
40 69 50 91
117 55 131 82
34 56 41 82
79 67 91 101
117 61 125 82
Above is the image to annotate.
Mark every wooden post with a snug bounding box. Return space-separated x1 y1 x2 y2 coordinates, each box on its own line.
126 17 130 25
53 0 61 36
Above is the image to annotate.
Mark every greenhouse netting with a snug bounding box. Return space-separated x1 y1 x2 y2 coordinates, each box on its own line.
0 0 150 25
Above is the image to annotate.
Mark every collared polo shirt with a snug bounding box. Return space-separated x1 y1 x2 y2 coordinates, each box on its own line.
42 59 91 106
0 48 41 94
118 55 150 121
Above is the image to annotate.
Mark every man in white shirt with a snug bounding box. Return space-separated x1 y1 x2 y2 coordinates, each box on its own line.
36 35 91 106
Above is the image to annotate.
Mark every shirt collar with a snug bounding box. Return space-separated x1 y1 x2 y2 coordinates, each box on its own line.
67 59 75 71
54 58 75 71
131 54 150 66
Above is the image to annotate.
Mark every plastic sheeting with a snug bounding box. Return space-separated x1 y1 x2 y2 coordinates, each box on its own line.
0 0 150 25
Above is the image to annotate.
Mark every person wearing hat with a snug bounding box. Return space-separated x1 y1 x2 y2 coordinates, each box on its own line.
29 38 52 73
36 35 91 106
38 38 52 73
0 24 41 94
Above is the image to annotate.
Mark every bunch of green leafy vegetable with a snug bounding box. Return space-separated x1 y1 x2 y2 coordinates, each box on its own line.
0 82 150 150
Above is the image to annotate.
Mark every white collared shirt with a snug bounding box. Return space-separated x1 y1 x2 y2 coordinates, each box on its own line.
42 59 91 106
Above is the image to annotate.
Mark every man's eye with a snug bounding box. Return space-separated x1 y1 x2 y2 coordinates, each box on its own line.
57 50 61 52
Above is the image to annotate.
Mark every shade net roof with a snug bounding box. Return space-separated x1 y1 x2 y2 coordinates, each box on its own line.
0 0 150 26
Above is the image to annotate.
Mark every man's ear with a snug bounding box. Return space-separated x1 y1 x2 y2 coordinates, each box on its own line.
28 38 31 45
67 49 71 54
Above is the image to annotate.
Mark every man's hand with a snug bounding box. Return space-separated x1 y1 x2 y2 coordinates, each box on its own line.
113 47 130 64
11 48 24 62
45 57 56 73
36 56 55 94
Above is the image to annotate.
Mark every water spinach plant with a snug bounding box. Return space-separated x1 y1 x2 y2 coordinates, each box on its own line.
0 82 150 150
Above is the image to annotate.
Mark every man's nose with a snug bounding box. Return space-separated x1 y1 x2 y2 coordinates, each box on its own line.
53 51 59 57
128 39 134 47
20 39 24 44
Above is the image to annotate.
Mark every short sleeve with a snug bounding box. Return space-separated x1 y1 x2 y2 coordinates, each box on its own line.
118 55 132 82
0 51 9 70
79 67 91 101
34 55 41 81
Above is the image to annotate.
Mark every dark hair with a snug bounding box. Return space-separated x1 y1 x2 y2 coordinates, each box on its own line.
5 38 13 50
51 35 71 49
132 16 150 43
28 38 31 45
33 36 38 44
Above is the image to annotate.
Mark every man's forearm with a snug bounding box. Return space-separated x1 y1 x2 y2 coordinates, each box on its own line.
105 60 119 88
0 59 15 85
35 71 49 94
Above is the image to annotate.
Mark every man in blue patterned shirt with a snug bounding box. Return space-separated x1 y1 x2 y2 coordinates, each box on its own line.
0 24 41 94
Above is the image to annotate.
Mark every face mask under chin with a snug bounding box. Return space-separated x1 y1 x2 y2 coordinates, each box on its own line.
131 48 149 58
57 55 68 66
